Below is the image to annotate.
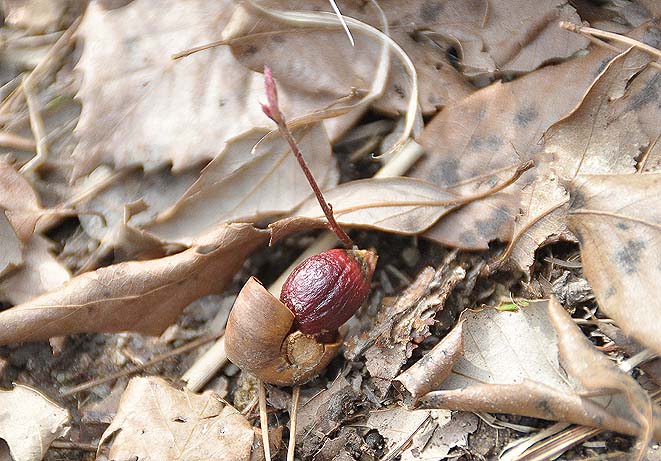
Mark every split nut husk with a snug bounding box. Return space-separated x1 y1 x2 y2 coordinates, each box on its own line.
225 277 342 386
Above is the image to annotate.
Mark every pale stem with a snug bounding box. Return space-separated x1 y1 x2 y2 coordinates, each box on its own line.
259 381 272 460
287 385 301 461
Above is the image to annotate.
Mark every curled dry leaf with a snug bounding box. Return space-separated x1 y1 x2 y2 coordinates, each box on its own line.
412 44 618 249
404 299 661 441
0 384 70 461
0 224 267 345
568 173 661 357
146 124 338 243
276 161 532 240
98 376 254 461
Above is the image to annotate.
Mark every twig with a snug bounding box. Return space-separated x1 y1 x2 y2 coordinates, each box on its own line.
51 440 98 452
0 130 35 151
259 381 272 460
327 0 354 46
19 75 48 173
182 336 227 392
262 66 354 249
287 385 301 461
560 21 661 62
60 335 216 397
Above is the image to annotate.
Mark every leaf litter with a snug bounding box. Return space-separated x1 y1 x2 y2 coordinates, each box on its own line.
0 0 660 460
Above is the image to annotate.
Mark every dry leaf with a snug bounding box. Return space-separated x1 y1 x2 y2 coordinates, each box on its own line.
544 49 651 179
0 223 267 344
233 0 586 114
499 173 573 275
146 124 338 243
73 0 333 178
2 0 68 33
0 212 22 278
0 235 70 305
413 299 661 440
75 166 198 264
413 45 618 249
568 173 661 357
0 161 44 241
279 164 530 239
0 384 70 461
98 376 254 461
365 406 453 460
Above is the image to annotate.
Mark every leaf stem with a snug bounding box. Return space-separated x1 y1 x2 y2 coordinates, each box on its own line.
261 65 354 248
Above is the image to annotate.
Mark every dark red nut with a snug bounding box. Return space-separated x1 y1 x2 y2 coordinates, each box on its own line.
280 249 377 335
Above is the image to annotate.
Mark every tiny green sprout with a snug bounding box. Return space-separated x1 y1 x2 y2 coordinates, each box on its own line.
496 300 530 312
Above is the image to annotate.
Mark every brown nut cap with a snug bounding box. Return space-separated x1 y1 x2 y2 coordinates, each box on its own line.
224 277 342 386
280 249 377 335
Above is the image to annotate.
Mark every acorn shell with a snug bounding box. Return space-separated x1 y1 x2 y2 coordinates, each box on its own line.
224 277 342 386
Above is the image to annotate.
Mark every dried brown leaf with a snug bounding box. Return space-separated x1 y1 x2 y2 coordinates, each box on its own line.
413 45 616 249
497 173 573 275
416 300 661 439
73 0 335 178
0 213 22 278
0 224 267 344
568 173 661 357
0 384 70 461
146 124 338 243
0 161 44 241
98 376 254 461
544 49 652 179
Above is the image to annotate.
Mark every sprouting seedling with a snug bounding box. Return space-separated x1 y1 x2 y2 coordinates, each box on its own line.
261 65 354 249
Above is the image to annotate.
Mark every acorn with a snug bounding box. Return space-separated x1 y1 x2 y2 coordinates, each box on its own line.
225 248 377 386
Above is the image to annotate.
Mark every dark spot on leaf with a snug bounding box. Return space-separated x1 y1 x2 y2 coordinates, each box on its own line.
624 72 660 112
536 399 554 417
173 416 187 423
420 0 444 22
430 158 461 186
393 83 406 98
218 98 227 108
458 230 479 247
616 239 646 275
514 107 539 127
569 188 586 210
604 286 616 299
271 35 285 44
615 222 629 231
475 205 510 238
244 45 258 56
642 27 661 50
485 135 503 150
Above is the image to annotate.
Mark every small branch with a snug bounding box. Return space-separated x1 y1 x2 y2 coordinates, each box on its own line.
560 21 661 61
287 385 301 461
259 381 272 460
262 65 353 248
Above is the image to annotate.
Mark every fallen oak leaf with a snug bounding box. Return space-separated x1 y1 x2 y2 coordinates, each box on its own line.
406 299 661 441
98 376 255 461
0 223 267 345
0 384 70 461
568 173 661 357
